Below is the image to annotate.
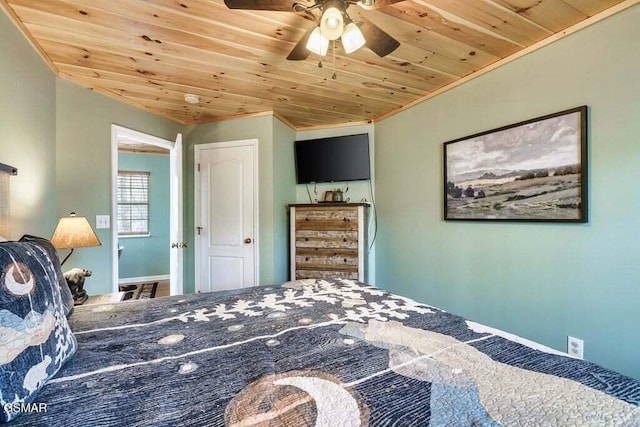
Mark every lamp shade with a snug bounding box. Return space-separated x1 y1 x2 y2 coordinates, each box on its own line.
320 5 344 41
306 27 329 56
51 213 101 249
342 22 365 54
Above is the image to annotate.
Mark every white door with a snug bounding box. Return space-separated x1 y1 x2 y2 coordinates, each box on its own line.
195 140 258 292
111 126 184 295
169 133 184 296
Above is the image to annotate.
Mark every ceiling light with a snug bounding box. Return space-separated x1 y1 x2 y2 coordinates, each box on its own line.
342 22 365 54
320 3 344 41
184 93 200 104
306 27 329 56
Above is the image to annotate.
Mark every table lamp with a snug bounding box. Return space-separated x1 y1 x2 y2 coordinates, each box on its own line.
51 212 101 265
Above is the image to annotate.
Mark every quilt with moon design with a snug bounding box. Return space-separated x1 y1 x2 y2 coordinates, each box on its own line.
11 279 640 426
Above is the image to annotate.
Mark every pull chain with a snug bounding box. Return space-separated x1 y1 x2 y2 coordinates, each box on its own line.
331 40 337 80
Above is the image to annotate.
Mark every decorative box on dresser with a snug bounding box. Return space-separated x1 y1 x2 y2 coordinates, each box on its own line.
289 203 369 281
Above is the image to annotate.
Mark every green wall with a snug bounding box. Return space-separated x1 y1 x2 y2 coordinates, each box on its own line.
117 152 170 279
273 117 296 281
374 6 640 380
183 115 296 293
56 80 183 294
0 11 56 238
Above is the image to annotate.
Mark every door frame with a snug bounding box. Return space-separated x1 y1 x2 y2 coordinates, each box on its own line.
194 139 260 289
110 125 184 294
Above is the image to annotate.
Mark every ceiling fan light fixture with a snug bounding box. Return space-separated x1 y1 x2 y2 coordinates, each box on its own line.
306 27 329 56
342 22 365 54
320 4 344 40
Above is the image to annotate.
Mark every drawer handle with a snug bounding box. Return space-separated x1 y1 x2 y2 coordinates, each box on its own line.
343 238 347 242
305 238 309 241
343 259 348 263
305 257 309 261
333 252 337 256
305 217 309 221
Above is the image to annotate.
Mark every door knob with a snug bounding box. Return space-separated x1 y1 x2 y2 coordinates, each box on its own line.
244 238 252 244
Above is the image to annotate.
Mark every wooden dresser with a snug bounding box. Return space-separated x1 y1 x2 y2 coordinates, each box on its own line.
289 203 368 281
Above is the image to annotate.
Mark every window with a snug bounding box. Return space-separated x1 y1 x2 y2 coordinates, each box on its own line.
117 171 150 236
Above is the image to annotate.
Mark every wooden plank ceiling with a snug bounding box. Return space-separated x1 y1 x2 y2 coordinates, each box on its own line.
0 0 635 130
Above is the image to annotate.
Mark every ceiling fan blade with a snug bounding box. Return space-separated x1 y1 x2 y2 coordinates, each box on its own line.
359 18 400 57
223 0 294 11
287 26 315 60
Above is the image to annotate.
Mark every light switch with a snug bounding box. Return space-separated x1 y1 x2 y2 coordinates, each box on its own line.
95 215 110 229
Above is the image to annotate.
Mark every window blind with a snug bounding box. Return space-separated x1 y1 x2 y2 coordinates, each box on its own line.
117 171 150 235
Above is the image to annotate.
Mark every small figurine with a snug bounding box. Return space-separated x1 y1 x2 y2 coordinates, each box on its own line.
63 268 92 305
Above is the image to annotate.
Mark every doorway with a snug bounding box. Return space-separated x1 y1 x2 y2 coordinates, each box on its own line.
111 125 184 295
194 139 259 292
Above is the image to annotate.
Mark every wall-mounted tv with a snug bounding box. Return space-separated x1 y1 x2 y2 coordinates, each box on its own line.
295 133 371 184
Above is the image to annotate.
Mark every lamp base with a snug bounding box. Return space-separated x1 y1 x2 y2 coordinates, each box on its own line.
73 292 88 305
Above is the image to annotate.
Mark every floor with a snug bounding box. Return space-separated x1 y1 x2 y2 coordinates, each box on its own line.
156 280 170 297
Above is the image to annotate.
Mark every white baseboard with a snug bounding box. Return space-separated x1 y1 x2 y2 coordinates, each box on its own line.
118 274 170 285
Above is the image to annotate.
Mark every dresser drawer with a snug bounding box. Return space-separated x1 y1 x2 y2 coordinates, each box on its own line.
295 230 358 249
295 208 357 220
296 248 358 268
295 208 358 231
295 269 359 280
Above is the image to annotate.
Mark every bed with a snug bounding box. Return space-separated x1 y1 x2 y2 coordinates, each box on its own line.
2 241 640 426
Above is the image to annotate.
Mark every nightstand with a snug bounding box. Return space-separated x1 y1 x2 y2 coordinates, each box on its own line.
85 292 126 305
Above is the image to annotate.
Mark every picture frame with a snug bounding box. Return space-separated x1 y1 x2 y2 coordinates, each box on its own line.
322 190 334 203
443 106 588 222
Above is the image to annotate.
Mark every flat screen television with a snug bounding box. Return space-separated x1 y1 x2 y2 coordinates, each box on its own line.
295 133 371 184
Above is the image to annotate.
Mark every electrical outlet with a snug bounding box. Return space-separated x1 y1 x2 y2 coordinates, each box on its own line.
95 215 110 229
567 336 584 359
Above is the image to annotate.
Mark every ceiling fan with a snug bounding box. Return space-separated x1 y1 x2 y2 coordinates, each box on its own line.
223 0 402 60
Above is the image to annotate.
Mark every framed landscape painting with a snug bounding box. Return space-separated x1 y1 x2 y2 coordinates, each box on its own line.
443 106 588 222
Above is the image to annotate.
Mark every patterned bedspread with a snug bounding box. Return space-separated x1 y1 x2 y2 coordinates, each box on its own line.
12 279 640 426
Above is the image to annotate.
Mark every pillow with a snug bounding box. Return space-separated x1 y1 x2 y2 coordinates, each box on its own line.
19 235 74 317
0 241 77 423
